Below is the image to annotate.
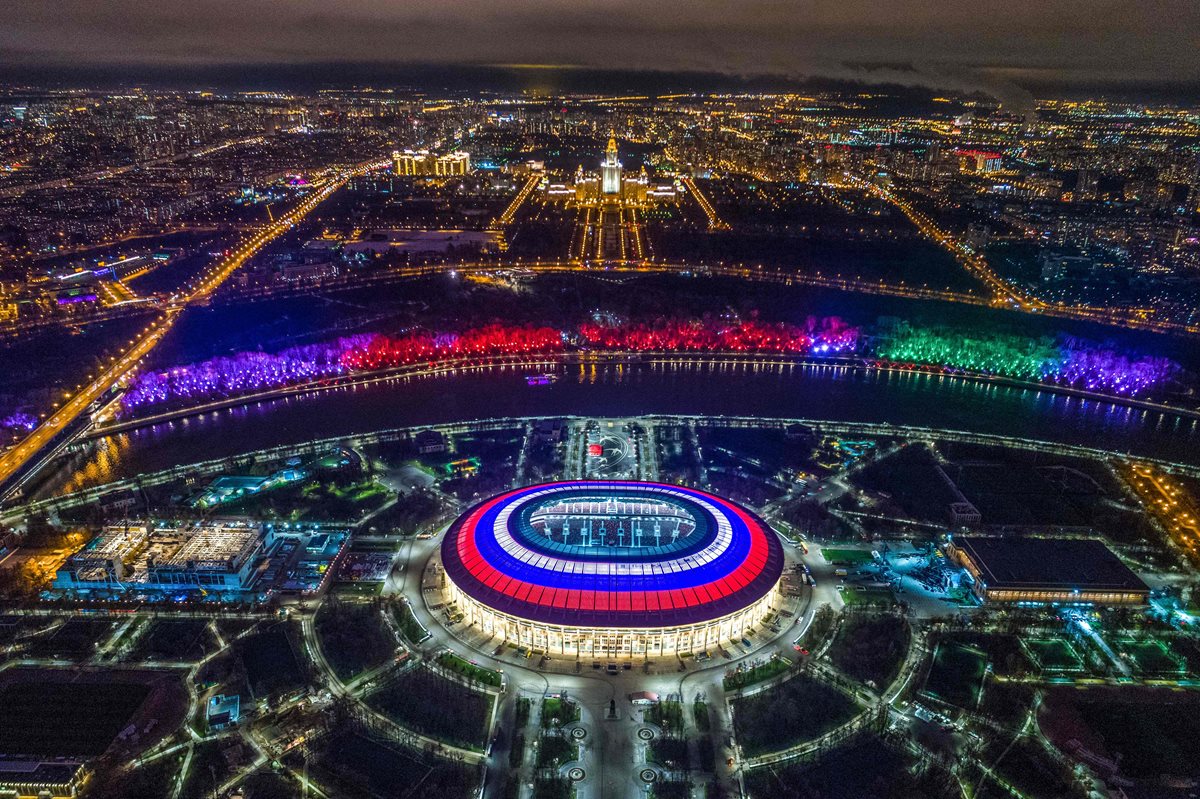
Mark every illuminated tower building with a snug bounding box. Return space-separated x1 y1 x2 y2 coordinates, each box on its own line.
601 133 623 196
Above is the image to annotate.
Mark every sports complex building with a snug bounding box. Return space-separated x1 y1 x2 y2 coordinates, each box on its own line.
439 481 785 658
948 536 1150 606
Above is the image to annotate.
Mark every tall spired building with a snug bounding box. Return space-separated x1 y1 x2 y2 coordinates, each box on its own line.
600 132 623 195
548 132 678 207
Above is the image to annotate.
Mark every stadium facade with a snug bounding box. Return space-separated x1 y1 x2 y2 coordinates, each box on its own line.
439 481 785 657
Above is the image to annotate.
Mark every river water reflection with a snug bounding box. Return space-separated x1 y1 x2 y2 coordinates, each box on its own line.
56 361 1200 493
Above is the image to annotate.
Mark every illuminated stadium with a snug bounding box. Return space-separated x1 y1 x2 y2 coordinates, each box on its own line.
439 481 785 657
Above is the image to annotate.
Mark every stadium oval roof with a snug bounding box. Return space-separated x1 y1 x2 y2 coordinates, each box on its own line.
440 481 785 628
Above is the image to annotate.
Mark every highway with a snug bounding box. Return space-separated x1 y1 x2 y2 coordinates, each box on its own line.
212 252 1200 337
16 245 1198 345
0 157 390 498
680 176 731 230
220 257 989 308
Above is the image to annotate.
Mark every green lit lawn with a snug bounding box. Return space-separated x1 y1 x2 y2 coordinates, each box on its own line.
541 696 580 729
390 601 430 645
820 548 874 565
1023 638 1084 673
724 655 792 691
436 651 503 687
840 586 894 607
1116 639 1186 676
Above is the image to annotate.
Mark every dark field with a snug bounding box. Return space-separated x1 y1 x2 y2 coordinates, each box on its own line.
732 674 859 756
129 619 213 662
0 679 150 757
25 618 115 659
365 667 494 750
922 640 987 710
312 729 480 799
1041 688 1200 782
743 735 959 799
828 613 910 688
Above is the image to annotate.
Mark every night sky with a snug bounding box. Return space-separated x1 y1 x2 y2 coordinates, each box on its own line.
3 1 1199 101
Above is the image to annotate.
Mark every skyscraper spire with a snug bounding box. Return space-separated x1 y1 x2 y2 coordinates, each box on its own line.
601 131 622 195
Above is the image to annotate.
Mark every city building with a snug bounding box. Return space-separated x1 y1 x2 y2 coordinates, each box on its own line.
0 757 85 799
52 520 347 599
54 521 262 594
192 470 305 509
600 133 623 195
546 135 679 206
948 536 1150 605
954 149 1004 174
439 481 785 658
206 694 241 731
392 149 472 176
149 522 263 590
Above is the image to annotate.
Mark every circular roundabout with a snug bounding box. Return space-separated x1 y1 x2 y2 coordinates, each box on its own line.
439 480 785 658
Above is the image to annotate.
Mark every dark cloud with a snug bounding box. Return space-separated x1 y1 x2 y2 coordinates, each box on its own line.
2 1 1198 103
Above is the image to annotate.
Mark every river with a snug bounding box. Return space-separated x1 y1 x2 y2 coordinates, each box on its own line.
50 360 1200 494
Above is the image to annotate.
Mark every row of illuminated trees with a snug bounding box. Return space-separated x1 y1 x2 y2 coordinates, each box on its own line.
117 317 1180 415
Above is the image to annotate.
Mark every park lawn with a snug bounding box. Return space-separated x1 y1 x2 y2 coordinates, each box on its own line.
820 548 874 565
839 586 894 607
743 735 958 799
236 622 309 698
646 700 685 735
0 678 151 758
1023 638 1084 673
535 734 578 768
437 651 503 688
1116 639 1186 676
648 737 690 770
26 619 115 658
723 655 792 691
850 444 959 521
390 601 431 645
975 736 1079 799
516 697 532 728
509 731 526 770
541 696 581 729
1042 688 1200 782
532 775 574 799
315 600 398 682
110 739 234 799
235 771 305 799
312 728 480 799
330 481 388 503
129 619 214 662
649 780 691 799
332 581 385 597
226 477 390 522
